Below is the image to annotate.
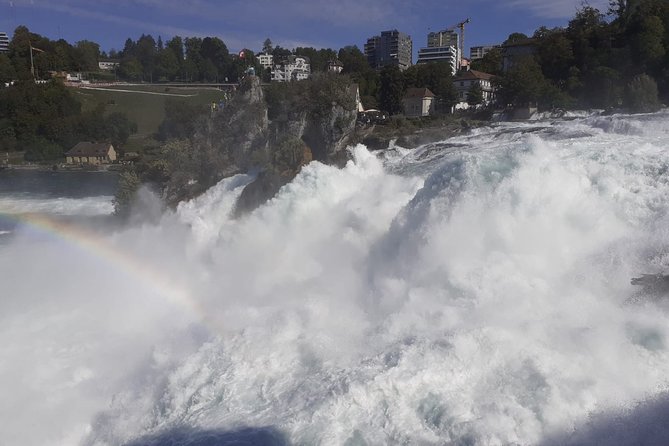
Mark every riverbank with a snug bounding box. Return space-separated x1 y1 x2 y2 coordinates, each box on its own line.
356 112 491 151
1 163 123 172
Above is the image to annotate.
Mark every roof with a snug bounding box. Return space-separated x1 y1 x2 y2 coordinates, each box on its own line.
404 87 435 99
65 142 114 157
454 70 495 81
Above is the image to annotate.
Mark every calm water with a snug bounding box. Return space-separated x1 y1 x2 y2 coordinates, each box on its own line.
0 169 118 198
0 169 118 236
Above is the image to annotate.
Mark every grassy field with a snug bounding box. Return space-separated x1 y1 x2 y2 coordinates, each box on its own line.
71 85 225 144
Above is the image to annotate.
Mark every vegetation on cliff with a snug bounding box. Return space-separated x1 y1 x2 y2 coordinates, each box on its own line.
0 80 136 160
115 73 358 216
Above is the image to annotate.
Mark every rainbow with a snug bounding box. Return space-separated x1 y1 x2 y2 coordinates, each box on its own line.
0 211 211 328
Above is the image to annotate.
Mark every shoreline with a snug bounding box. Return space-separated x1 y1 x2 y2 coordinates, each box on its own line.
1 164 120 173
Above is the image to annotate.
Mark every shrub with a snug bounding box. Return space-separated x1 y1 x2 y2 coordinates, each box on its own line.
624 74 661 113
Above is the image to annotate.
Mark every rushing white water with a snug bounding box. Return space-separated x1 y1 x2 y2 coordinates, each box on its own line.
0 195 114 216
2 111 669 445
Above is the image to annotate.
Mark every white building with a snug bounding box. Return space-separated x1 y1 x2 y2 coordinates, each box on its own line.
66 72 84 82
416 45 458 75
470 45 499 61
271 55 311 82
0 32 9 53
403 87 435 117
454 69 496 108
328 59 344 73
98 60 119 71
256 53 274 70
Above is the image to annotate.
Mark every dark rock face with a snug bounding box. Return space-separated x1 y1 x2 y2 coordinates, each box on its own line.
302 104 357 162
233 169 291 217
161 74 358 214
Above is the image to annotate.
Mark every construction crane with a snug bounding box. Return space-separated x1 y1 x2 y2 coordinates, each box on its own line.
438 18 470 68
456 18 470 66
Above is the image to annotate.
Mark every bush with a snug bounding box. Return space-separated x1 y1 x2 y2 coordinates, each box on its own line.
624 74 661 113
113 170 141 217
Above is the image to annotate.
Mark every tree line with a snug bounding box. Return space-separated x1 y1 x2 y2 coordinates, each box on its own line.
2 0 668 162
475 1 669 111
0 80 136 160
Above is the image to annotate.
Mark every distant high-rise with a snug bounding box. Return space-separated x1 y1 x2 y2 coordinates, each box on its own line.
364 30 412 71
427 30 459 49
416 29 459 75
0 32 9 53
470 45 499 61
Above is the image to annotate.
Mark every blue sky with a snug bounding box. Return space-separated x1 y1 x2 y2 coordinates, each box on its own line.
1 0 610 56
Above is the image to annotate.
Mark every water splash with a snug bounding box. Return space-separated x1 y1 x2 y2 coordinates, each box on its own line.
2 113 669 445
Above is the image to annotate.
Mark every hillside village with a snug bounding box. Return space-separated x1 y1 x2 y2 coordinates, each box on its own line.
1 1 668 168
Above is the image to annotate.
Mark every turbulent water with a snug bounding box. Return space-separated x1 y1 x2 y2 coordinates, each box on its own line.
2 112 669 445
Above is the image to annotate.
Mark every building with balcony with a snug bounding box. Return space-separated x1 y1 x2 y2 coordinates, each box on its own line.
454 69 496 107
98 60 119 71
327 59 344 73
257 53 274 70
365 30 412 71
416 46 458 75
415 28 460 74
427 30 458 49
0 32 9 53
271 55 311 82
470 45 499 61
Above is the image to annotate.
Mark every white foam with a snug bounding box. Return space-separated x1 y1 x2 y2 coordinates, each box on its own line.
2 113 669 445
0 195 114 216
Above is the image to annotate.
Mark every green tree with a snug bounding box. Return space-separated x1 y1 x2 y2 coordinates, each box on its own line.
262 38 273 54
119 57 143 80
104 112 138 147
624 73 660 112
155 47 180 81
404 62 458 111
496 56 547 106
630 15 665 69
74 40 100 71
467 83 483 106
184 37 204 81
378 65 404 115
136 34 157 81
504 32 529 45
157 98 208 141
0 54 16 84
584 66 622 108
201 36 231 79
113 170 141 217
166 36 184 63
470 47 503 75
533 27 574 84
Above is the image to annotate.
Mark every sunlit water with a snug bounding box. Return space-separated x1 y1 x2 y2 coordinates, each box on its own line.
2 112 669 445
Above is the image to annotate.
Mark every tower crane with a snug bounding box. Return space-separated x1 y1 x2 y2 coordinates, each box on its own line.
441 18 471 68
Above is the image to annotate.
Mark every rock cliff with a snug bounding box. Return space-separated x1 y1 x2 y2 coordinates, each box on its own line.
157 74 357 213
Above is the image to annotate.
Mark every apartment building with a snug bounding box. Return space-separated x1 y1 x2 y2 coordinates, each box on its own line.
0 32 10 53
271 55 311 82
470 45 499 61
415 29 459 75
365 30 412 71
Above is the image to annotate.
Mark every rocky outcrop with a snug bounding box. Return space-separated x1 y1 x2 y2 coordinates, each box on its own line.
156 73 358 214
